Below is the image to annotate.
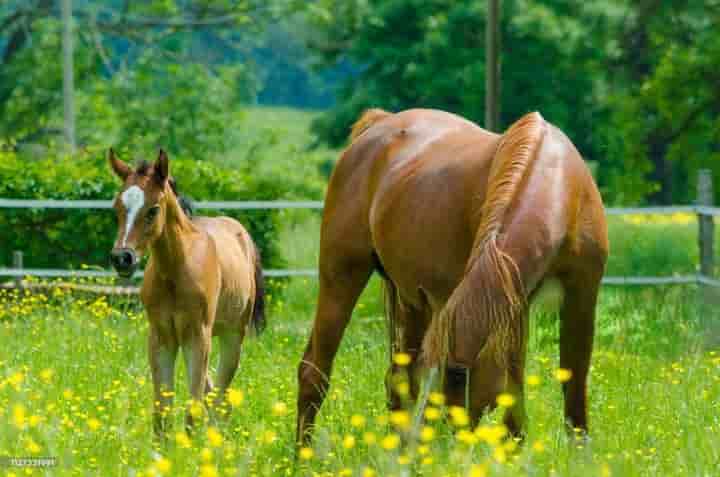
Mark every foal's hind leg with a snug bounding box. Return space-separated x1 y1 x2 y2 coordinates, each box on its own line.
213 329 245 412
559 270 602 436
296 257 373 446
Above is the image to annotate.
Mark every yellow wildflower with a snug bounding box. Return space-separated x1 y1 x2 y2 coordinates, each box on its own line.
25 439 41 454
456 429 478 445
200 448 213 462
532 440 545 453
342 435 356 449
40 368 54 383
207 427 223 447
428 392 445 406
156 457 172 475
496 393 516 408
527 374 541 386
389 410 411 430
12 404 26 429
175 432 192 448
469 464 488 477
420 426 435 442
555 368 573 382
226 388 244 407
199 464 218 477
299 447 314 460
381 433 401 450
87 418 101 431
350 414 366 428
449 406 469 427
425 406 441 421
393 353 412 366
272 401 288 416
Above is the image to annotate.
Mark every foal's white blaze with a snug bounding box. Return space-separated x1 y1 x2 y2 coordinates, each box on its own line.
121 185 145 247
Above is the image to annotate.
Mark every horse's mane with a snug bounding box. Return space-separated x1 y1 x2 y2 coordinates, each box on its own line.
423 112 547 369
350 108 392 141
133 160 194 217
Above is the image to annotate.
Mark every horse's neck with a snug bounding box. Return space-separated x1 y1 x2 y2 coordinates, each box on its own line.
150 191 197 275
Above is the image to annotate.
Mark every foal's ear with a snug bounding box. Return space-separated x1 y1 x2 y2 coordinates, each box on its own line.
108 148 131 180
154 149 169 184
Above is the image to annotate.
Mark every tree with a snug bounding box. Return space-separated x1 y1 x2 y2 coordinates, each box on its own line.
0 0 293 152
600 0 720 204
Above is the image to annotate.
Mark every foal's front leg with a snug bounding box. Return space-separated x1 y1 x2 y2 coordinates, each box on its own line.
183 320 213 431
148 323 178 438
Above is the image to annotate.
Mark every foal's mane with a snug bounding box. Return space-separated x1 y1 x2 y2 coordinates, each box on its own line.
423 112 547 369
133 160 194 217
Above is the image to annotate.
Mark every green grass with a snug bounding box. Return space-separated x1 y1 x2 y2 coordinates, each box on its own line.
0 273 718 476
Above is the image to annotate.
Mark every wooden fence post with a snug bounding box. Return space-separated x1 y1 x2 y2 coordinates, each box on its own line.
698 169 714 279
697 169 718 343
13 251 23 290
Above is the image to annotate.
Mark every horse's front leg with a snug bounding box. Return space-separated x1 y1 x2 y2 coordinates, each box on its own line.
182 310 213 432
148 321 178 439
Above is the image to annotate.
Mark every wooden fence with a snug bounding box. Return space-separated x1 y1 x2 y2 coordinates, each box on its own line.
1 170 719 290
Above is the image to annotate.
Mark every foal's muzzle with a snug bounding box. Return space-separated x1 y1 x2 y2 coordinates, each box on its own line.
110 248 138 278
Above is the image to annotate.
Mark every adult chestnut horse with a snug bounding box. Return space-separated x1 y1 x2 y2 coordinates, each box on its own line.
297 109 608 444
108 149 265 435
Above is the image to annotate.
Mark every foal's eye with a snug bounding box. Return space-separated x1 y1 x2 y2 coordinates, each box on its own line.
146 206 160 222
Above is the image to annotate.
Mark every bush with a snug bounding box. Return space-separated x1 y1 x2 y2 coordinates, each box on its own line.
0 147 286 273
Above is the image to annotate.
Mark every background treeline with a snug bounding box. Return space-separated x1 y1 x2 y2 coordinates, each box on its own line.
0 0 719 270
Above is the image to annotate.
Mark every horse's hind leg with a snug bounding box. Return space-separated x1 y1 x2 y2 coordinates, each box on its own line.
296 256 373 446
559 269 602 435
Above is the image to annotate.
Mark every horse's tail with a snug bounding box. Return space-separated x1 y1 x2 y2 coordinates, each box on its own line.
250 239 266 334
383 276 401 360
350 108 391 141
423 112 547 369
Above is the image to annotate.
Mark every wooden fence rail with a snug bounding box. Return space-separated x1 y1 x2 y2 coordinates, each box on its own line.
1 170 717 289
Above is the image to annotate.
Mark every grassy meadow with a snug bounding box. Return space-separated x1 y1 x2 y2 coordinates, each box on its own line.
1 108 719 476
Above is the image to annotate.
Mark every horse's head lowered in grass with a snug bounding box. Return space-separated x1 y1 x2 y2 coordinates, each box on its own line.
107 148 180 278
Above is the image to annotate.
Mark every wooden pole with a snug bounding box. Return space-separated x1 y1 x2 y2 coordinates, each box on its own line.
485 0 500 132
13 251 23 290
61 0 76 152
697 169 718 343
698 169 714 279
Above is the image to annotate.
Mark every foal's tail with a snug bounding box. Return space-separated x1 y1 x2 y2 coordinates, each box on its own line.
250 240 267 334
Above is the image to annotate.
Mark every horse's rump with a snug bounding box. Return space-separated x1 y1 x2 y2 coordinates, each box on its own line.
422 112 547 369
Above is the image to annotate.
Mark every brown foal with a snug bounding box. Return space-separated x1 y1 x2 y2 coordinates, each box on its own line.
108 149 265 436
297 109 608 445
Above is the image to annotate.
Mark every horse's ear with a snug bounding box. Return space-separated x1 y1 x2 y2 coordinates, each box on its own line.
108 148 131 180
154 149 169 184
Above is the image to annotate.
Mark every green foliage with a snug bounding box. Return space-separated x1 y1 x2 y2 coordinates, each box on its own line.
77 58 258 159
309 0 604 161
598 0 720 205
0 147 286 271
